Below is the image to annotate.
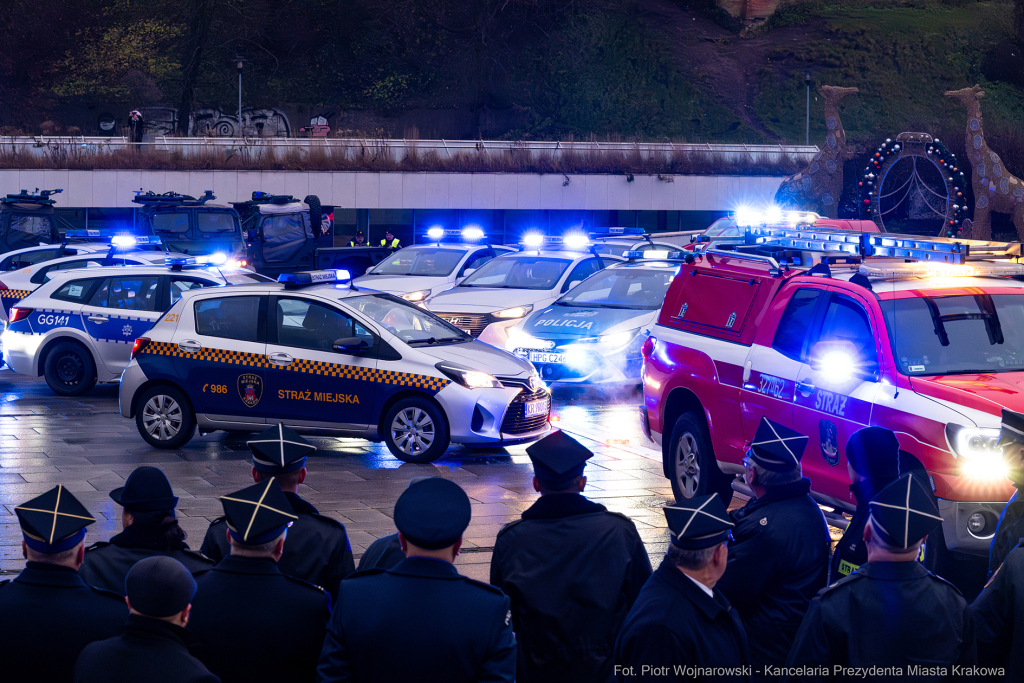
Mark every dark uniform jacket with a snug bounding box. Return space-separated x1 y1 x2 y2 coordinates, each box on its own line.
0 562 127 683
785 562 973 680
79 521 213 595
829 479 892 584
490 492 652 683
614 559 751 682
75 613 220 683
187 555 331 683
970 543 1024 678
201 491 354 602
358 532 404 571
716 478 830 669
990 488 1024 577
318 556 517 683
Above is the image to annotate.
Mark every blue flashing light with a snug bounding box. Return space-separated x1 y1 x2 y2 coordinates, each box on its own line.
623 251 645 259
203 252 228 265
165 257 198 266
522 232 544 248
65 230 103 238
562 232 590 249
461 226 485 241
427 226 445 240
111 235 137 249
604 227 646 235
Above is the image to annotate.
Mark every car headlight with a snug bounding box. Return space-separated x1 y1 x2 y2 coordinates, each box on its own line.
505 326 549 351
401 290 431 302
946 424 1008 480
599 329 639 347
494 305 533 319
435 362 503 389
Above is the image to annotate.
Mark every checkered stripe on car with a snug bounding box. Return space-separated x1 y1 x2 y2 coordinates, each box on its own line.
0 289 31 299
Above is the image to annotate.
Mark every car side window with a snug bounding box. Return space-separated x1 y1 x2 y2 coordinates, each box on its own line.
169 277 213 305
31 258 105 284
195 296 262 341
87 276 161 312
274 298 373 352
562 259 600 292
2 248 59 271
152 212 190 234
52 278 103 303
772 288 824 362
459 249 494 277
815 295 879 373
8 215 52 245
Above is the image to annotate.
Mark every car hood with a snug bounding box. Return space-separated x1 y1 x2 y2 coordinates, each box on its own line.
353 274 450 295
523 305 656 338
910 372 1024 422
415 339 534 377
427 287 552 313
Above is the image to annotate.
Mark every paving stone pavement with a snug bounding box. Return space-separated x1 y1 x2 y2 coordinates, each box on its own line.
0 369 677 581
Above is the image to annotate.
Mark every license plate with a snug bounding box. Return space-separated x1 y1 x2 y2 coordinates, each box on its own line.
527 351 564 364
525 399 549 417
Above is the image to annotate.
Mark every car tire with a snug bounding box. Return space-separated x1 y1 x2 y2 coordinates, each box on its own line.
43 341 98 396
135 385 196 449
666 411 734 506
383 397 450 463
304 194 322 235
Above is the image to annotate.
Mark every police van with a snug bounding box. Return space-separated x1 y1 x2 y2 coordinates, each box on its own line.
117 270 551 462
353 227 514 303
0 189 72 255
506 251 681 385
424 233 624 349
1 258 270 395
135 190 246 260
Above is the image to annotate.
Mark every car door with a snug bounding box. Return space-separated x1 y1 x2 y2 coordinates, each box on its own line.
171 294 267 423
260 214 310 265
166 275 219 309
4 213 53 252
791 289 884 504
263 296 378 429
80 274 164 373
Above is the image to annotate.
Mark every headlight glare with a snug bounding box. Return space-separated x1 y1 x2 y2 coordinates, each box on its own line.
946 424 1008 480
494 305 533 319
401 290 430 302
435 362 502 389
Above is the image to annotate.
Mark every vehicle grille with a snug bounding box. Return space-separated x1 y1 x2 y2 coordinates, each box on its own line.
434 312 494 337
500 386 551 435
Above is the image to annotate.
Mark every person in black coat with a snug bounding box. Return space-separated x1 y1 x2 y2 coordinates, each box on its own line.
828 427 901 584
187 479 331 683
716 418 830 673
989 409 1024 577
318 477 517 683
358 532 404 570
2 486 128 683
201 425 355 601
490 430 652 683
614 494 750 683
785 473 973 679
79 466 213 594
971 541 1024 675
75 556 219 683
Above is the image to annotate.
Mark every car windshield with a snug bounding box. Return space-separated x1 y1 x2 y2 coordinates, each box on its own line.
346 293 468 345
703 218 741 238
459 256 571 290
591 243 632 257
882 293 1024 375
368 248 464 277
197 212 238 234
555 268 674 309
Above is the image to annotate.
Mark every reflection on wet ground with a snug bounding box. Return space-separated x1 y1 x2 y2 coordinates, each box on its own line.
0 371 674 580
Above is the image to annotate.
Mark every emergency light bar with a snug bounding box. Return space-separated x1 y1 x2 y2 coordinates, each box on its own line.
519 232 591 251
426 227 487 242
278 269 352 286
623 250 688 260
594 227 646 237
65 231 160 247
859 261 1024 279
165 257 198 267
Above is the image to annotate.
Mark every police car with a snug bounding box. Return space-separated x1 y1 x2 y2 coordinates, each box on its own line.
0 242 113 323
424 233 624 348
117 270 551 462
0 235 178 324
353 228 515 302
1 258 271 395
506 251 680 385
588 227 678 257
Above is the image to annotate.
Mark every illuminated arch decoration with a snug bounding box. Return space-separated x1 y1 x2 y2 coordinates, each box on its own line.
859 132 969 236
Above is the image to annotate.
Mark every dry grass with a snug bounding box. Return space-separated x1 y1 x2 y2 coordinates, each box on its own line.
0 138 806 176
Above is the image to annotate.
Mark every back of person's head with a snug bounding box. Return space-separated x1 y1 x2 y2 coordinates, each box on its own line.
125 556 196 622
846 427 900 480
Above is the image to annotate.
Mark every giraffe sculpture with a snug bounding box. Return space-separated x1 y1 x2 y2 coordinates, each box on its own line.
945 85 1024 241
774 85 859 219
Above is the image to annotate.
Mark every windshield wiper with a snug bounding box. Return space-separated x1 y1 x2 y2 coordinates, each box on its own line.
923 294 1004 347
409 336 466 345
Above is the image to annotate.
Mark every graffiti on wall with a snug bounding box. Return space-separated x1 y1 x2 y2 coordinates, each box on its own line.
136 106 292 138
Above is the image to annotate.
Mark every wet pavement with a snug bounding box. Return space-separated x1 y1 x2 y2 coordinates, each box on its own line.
0 369 676 581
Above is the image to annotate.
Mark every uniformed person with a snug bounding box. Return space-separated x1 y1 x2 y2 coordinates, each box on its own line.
828 427 900 584
715 418 830 673
188 479 331 683
614 494 750 683
380 229 401 249
74 556 219 683
970 540 1024 673
0 486 127 683
317 477 517 683
358 477 432 571
348 231 366 247
989 408 1024 576
200 425 355 602
79 466 213 594
785 473 973 676
490 430 652 683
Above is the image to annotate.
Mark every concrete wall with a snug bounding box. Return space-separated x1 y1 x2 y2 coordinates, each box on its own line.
0 170 786 211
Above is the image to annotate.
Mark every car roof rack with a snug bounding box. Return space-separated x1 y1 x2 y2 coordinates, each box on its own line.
230 191 298 208
2 188 63 206
133 190 216 206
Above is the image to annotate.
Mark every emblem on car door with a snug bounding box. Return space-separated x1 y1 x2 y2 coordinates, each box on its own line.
819 419 839 466
238 373 263 408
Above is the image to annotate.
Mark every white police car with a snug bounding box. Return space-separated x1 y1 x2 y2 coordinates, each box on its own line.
117 270 550 462
353 228 514 302
505 252 680 385
588 227 678 258
2 258 270 395
424 233 623 348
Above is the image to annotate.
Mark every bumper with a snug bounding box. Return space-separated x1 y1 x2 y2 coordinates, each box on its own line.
0 329 42 376
512 347 642 385
119 360 149 418
938 498 1006 555
436 381 551 446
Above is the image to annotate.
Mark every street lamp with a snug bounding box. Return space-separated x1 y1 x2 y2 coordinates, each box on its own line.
805 72 811 146
235 57 245 137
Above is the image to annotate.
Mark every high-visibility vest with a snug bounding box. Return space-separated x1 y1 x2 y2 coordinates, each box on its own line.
381 238 401 248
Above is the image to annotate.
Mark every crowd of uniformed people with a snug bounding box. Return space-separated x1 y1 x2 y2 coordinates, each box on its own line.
6 413 1024 682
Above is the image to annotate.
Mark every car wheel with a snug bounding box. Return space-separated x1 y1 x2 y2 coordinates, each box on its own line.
136 385 196 449
667 411 734 505
43 341 98 396
383 397 450 463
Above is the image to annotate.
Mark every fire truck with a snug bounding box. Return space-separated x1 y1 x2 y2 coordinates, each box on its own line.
640 222 1024 586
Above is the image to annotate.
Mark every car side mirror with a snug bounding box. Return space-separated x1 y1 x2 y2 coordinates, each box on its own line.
333 337 369 352
462 268 476 278
809 340 878 381
567 280 582 290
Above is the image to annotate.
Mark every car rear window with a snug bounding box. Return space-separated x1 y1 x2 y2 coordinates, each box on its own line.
195 296 261 342
52 278 103 303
